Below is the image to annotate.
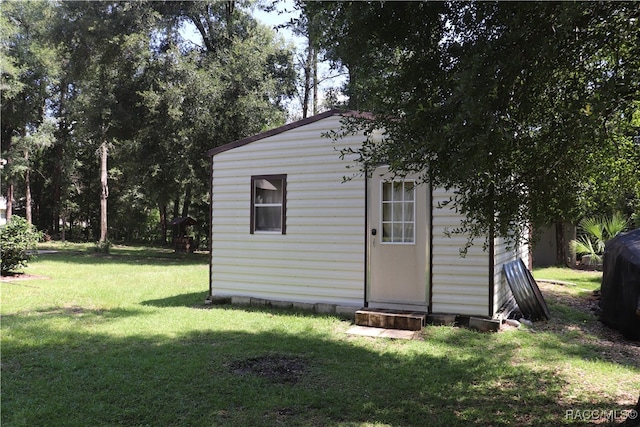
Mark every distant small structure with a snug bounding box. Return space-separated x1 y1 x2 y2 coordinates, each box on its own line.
169 216 197 253
532 222 576 267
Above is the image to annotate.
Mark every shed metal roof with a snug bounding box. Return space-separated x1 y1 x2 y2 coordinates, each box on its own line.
206 109 372 157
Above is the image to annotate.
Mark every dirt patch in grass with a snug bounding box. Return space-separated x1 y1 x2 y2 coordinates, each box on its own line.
228 354 309 384
0 273 50 282
536 281 640 367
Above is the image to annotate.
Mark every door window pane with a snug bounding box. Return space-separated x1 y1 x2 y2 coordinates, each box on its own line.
393 181 403 201
393 202 403 222
383 203 392 221
381 180 415 243
404 182 415 201
393 223 403 242
382 223 392 240
404 202 414 221
383 182 392 201
404 224 415 243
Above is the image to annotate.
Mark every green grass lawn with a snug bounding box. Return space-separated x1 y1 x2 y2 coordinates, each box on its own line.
2 244 638 426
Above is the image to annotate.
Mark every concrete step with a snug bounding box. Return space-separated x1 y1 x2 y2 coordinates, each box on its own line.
355 308 427 331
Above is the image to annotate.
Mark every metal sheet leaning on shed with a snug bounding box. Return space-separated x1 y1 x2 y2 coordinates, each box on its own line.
503 259 551 321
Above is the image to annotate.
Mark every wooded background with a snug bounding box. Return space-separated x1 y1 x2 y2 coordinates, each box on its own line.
2 1 638 250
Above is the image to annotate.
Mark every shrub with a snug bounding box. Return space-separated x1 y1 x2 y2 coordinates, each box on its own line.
94 239 112 254
0 216 43 275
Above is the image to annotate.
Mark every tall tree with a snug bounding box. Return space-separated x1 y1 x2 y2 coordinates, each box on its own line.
1 0 59 224
286 1 319 119
55 1 156 242
127 1 296 243
9 120 55 224
2 1 298 243
277 0 348 119
310 2 640 249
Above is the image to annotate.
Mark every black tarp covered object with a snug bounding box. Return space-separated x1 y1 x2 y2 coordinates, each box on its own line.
600 228 640 340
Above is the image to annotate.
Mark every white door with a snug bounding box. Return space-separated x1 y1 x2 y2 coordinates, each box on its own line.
368 167 429 310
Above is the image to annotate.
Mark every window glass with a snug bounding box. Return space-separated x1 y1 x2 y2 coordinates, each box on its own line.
251 175 286 233
381 180 415 243
382 223 392 240
383 203 392 221
393 202 402 222
383 182 392 201
255 206 282 231
404 182 415 200
392 223 403 242
404 224 415 243
255 179 283 204
393 181 403 201
404 202 414 221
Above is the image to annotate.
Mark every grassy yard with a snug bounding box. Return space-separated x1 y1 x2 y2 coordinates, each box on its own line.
1 244 638 426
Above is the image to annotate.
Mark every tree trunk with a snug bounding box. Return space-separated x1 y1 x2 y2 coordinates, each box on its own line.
52 82 67 234
181 187 192 218
173 197 180 218
555 221 567 266
6 181 13 223
24 147 32 224
51 146 62 233
302 45 312 119
312 44 318 115
99 140 108 242
51 144 62 233
347 64 358 110
159 202 167 245
172 198 180 238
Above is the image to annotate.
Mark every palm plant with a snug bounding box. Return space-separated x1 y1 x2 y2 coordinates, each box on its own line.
603 213 628 239
570 213 628 266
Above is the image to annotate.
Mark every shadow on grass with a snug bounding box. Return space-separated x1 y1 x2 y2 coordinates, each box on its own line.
2 306 632 427
141 292 209 308
141 290 640 371
140 292 355 321
536 290 640 370
31 249 209 268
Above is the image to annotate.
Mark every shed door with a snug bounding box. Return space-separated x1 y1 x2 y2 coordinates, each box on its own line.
368 167 429 310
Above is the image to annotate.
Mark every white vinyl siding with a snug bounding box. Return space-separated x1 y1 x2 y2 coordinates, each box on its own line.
211 115 366 307
492 236 516 316
430 188 491 316
210 111 530 316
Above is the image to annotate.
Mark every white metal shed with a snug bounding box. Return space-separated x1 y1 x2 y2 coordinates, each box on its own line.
207 110 528 318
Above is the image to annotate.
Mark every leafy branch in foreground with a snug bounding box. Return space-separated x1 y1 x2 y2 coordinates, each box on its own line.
310 2 640 248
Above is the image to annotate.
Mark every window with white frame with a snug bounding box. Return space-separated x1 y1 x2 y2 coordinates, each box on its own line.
251 175 286 234
381 181 415 243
